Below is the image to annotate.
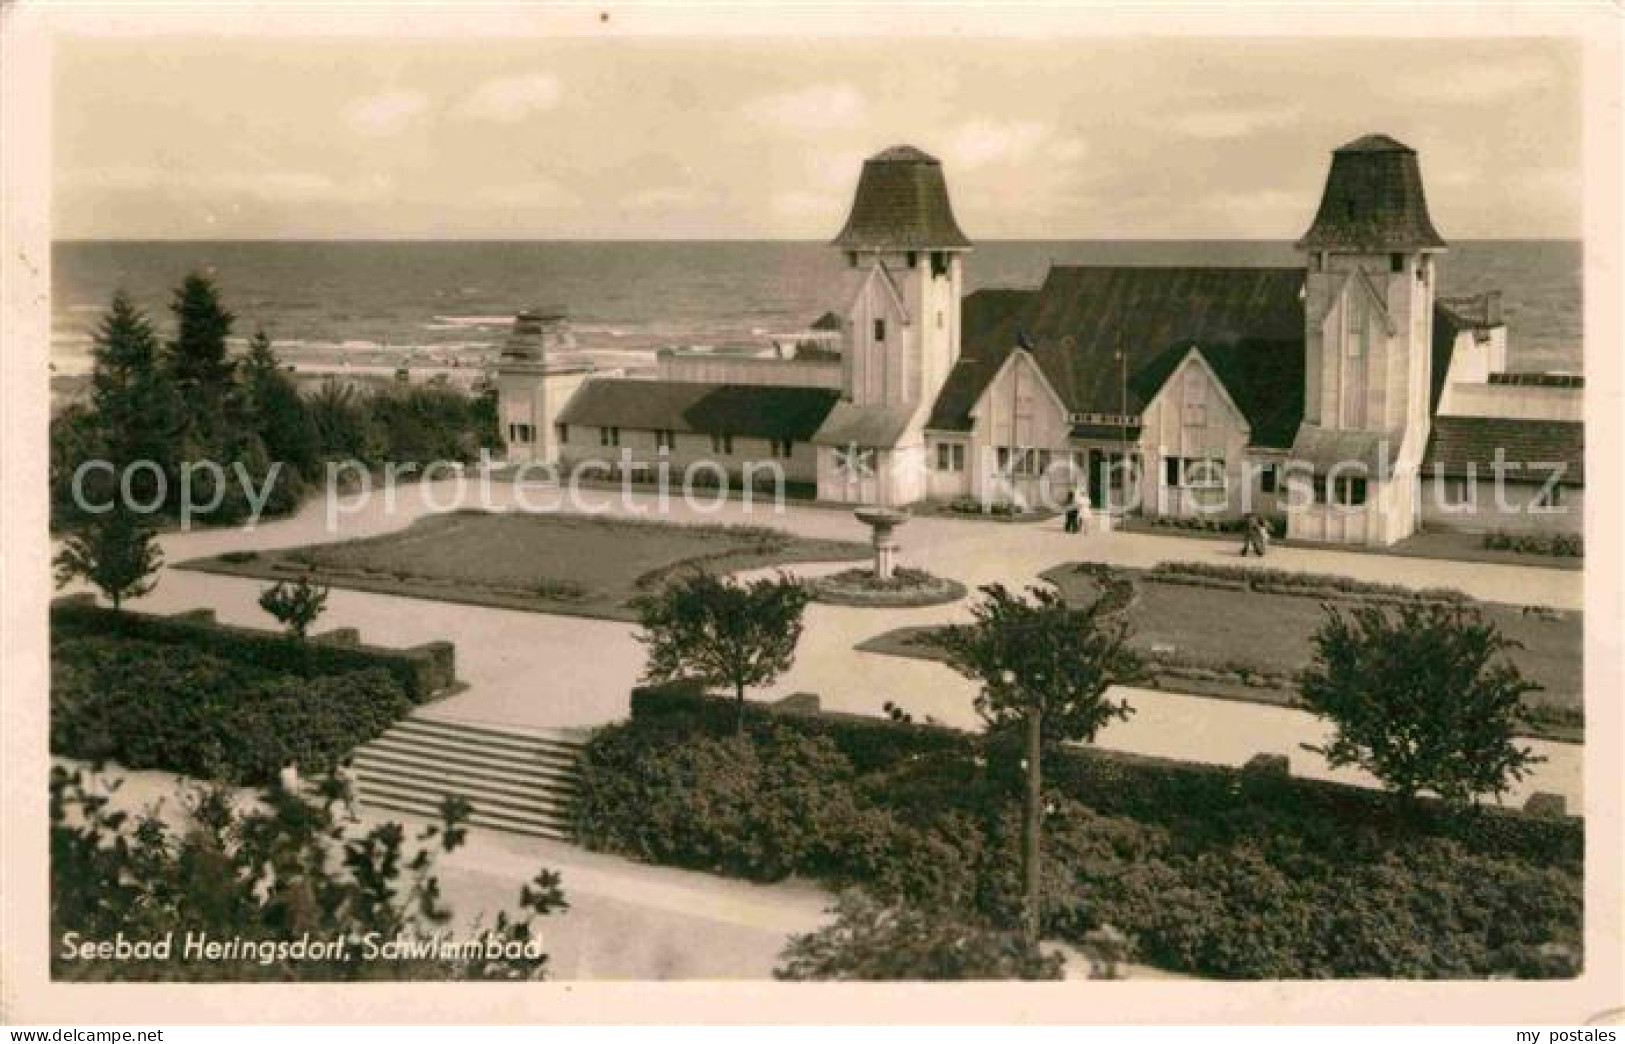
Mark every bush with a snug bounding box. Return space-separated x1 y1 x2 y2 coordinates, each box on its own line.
575 694 1583 979
52 634 411 783
1483 530 1583 558
52 599 453 702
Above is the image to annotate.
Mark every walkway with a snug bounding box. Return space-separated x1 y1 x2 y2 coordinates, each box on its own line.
111 479 1584 806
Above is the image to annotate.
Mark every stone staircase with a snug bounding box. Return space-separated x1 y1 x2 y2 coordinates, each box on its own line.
351 715 585 841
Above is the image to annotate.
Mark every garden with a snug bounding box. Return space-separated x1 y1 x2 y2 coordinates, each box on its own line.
860 560 1583 742
50 599 427 784
181 509 869 621
575 686 1582 980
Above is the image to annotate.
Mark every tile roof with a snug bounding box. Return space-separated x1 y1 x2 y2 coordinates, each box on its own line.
555 379 840 442
929 268 1306 447
1297 133 1447 252
1424 416 1585 485
1289 424 1399 478
833 145 972 251
810 402 918 448
925 287 1034 431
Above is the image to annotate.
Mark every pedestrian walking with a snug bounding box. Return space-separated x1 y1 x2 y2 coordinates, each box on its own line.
1064 490 1082 534
1241 513 1264 557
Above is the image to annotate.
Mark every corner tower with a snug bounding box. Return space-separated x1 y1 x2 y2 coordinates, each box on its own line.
496 307 595 465
833 145 971 411
1291 133 1447 544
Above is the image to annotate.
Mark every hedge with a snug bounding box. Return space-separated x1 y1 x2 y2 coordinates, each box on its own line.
52 633 412 783
581 690 1583 978
51 597 454 703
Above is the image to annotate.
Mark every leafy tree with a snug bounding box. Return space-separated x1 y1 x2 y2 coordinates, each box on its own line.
634 571 810 734
165 271 237 437
240 329 321 479
53 508 163 609
928 582 1142 944
51 766 566 981
1300 601 1545 807
259 576 331 639
775 890 1064 981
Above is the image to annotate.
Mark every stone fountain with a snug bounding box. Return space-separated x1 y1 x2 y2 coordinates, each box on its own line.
853 505 909 581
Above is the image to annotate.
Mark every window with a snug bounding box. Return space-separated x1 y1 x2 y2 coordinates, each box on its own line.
873 318 887 343
508 423 535 445
1164 456 1225 489
1311 252 1325 273
1348 300 1366 358
906 251 918 268
1184 404 1208 428
1334 475 1368 506
656 429 675 450
1183 372 1208 427
1259 464 1280 494
930 251 949 277
770 439 794 459
1312 476 1329 504
711 433 734 455
1390 253 1405 273
847 251 858 268
600 426 620 447
555 423 569 445
935 442 966 473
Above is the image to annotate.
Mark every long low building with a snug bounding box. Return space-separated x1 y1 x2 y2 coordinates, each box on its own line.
496 137 1583 545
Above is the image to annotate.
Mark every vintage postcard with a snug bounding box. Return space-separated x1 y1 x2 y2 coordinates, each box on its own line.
1 0 1620 1029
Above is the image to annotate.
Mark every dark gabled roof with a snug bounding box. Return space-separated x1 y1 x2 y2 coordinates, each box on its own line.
1424 416 1585 486
928 268 1306 447
833 145 972 252
809 310 844 332
926 287 1034 431
555 379 840 441
1297 133 1447 253
811 402 917 448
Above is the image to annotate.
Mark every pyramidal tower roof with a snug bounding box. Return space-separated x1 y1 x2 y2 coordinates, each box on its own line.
1297 133 1447 253
833 145 972 251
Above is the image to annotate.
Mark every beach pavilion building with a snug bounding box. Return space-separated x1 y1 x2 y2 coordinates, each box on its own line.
497 136 1582 546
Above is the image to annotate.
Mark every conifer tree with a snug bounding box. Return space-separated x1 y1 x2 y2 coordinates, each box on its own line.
165 271 237 442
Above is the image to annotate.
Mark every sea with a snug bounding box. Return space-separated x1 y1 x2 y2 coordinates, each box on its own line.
50 240 1584 377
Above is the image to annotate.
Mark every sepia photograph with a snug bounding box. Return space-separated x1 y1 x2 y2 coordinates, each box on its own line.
1 0 1620 1031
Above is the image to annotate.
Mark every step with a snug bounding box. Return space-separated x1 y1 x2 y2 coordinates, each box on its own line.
376 727 583 769
354 780 571 830
354 761 578 809
352 758 578 806
397 716 586 754
356 792 571 841
354 778 571 824
352 748 581 796
360 737 580 780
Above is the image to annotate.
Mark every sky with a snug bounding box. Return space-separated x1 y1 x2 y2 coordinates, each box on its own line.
52 35 1581 241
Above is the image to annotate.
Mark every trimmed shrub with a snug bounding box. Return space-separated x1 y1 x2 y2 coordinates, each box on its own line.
577 694 1583 979
52 634 411 783
52 600 453 702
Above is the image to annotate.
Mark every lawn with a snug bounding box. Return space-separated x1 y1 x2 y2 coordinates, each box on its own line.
859 561 1583 742
180 509 869 622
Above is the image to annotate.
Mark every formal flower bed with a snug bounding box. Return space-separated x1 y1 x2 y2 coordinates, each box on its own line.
808 567 967 608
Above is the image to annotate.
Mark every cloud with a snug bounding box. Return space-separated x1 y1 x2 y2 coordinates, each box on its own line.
344 89 430 137
483 177 580 209
945 119 1085 171
65 165 383 205
1167 104 1302 141
771 189 843 221
744 83 866 131
1397 54 1556 105
457 73 562 123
